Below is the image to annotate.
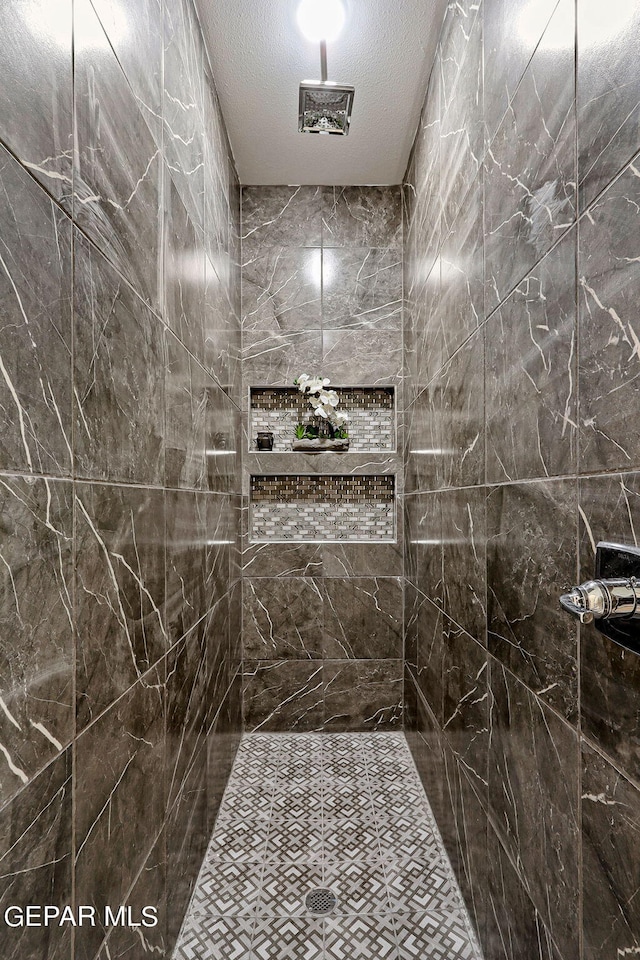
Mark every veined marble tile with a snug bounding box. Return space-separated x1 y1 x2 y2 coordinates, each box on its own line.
0 477 73 808
0 0 72 201
164 178 206 364
442 624 488 799
488 663 580 959
322 247 403 331
322 186 402 248
241 244 322 332
74 674 164 960
487 480 578 722
73 0 161 307
241 186 322 248
74 231 165 485
578 155 640 473
485 0 576 310
242 660 324 732
577 0 640 209
0 145 72 476
242 577 324 661
322 577 403 659
0 752 72 960
163 0 205 231
442 487 486 647
74 483 167 730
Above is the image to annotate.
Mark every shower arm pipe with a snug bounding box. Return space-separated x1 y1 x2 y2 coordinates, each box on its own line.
320 40 328 82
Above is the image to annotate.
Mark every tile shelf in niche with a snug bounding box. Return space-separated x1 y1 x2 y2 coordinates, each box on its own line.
249 474 396 543
249 385 396 454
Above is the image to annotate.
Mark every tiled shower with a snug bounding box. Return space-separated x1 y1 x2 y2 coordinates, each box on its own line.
0 0 639 959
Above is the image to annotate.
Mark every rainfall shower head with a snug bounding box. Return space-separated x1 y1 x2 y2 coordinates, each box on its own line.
298 38 354 136
298 80 355 135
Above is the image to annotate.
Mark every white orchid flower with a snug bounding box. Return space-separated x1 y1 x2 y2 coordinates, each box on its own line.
319 389 339 406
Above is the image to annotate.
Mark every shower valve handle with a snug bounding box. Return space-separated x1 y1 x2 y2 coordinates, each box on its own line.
559 577 640 624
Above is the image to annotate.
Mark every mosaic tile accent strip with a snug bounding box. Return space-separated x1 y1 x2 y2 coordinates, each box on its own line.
250 475 395 542
172 733 484 960
250 387 396 452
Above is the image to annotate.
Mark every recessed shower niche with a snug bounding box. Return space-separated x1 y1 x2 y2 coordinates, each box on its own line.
249 386 396 452
249 473 395 542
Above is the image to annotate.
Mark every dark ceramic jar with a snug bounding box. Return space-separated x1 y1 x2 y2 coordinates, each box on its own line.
256 431 274 451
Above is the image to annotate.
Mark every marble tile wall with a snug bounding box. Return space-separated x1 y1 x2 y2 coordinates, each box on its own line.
240 185 404 732
0 1 241 958
403 1 640 959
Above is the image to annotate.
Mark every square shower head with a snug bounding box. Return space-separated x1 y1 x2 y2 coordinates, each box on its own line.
298 80 355 135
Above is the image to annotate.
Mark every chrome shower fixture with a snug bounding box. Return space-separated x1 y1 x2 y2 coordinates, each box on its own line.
299 39 354 135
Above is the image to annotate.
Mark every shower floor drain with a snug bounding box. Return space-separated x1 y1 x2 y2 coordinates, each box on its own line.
305 888 338 915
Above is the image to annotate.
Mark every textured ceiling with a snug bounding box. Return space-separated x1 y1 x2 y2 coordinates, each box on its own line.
195 0 448 185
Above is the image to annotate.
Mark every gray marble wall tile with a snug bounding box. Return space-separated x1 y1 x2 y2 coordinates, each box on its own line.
98 837 166 960
164 179 206 363
323 659 403 731
322 247 402 330
322 330 404 384
0 752 72 960
578 155 640 473
0 478 73 808
486 229 577 483
243 577 324 660
440 11 484 232
483 0 562 144
163 0 205 230
75 483 167 730
413 594 444 727
242 245 322 332
404 670 446 824
74 0 161 307
577 0 640 210
165 333 207 491
485 0 576 310
440 329 485 488
578 473 640 782
322 578 403 659
74 673 164 960
241 186 323 247
442 623 488 800
166 632 208 807
89 0 163 143
486 829 563 960
165 490 207 648
207 676 242 830
439 0 483 116
405 491 443 604
442 487 486 646
321 541 404 578
441 749 487 945
243 331 323 386
488 663 580 959
242 539 324 579
74 233 165 484
405 383 443 494
439 173 484 360
0 146 72 477
581 742 640 960
243 660 324 732
487 480 578 721
0 0 72 202
322 187 402 248
166 745 208 947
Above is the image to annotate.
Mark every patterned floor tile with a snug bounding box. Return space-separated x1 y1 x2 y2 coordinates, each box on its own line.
270 782 323 820
322 819 382 862
251 917 324 959
323 861 392 914
369 784 430 819
277 756 324 783
173 915 254 960
376 816 443 861
393 912 480 960
206 821 269 862
228 758 280 785
384 859 464 913
190 862 263 916
322 781 375 820
323 755 368 780
256 862 326 916
324 913 399 959
218 784 275 820
264 819 324 863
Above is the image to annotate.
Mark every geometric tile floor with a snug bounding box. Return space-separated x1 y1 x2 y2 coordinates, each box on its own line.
173 733 483 960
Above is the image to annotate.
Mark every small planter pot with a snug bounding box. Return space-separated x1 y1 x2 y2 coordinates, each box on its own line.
292 438 350 452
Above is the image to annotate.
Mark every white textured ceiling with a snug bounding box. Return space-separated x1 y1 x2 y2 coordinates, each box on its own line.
195 0 447 185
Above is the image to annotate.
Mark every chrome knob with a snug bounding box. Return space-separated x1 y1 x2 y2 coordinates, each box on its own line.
560 577 640 623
